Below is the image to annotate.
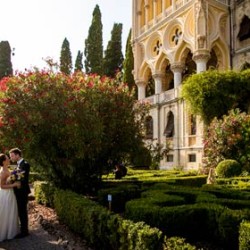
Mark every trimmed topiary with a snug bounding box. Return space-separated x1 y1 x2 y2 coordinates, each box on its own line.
216 159 242 178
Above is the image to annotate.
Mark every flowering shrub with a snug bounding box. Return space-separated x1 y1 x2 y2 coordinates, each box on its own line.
203 109 250 171
0 70 148 194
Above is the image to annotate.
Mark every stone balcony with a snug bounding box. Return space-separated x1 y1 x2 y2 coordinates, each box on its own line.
143 88 178 105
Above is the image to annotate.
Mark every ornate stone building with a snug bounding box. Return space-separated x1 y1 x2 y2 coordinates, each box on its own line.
132 0 250 169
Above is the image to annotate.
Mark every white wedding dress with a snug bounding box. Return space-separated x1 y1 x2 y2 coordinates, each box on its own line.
0 173 19 242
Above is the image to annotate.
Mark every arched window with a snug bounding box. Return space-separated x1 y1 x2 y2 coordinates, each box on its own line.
241 62 250 71
164 111 174 138
145 116 153 139
238 15 250 41
146 75 155 97
190 114 196 135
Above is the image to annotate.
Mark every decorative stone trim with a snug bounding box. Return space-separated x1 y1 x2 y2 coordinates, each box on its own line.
192 50 210 62
170 63 185 73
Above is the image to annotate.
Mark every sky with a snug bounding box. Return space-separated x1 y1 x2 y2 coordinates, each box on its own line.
0 0 132 72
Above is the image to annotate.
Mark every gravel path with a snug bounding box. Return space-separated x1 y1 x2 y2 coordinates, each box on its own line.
0 197 93 250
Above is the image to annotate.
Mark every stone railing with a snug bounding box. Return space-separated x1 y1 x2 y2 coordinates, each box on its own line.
143 89 176 105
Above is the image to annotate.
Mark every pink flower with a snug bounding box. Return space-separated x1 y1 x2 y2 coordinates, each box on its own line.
0 77 9 92
87 81 94 88
0 117 3 127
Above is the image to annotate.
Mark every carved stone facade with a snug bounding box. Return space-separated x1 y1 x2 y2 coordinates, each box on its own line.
132 0 250 170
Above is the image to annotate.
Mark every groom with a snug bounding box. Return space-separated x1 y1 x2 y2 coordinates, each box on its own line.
9 148 31 238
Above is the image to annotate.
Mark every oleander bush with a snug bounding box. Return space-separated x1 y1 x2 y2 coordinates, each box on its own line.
0 71 149 194
203 109 250 170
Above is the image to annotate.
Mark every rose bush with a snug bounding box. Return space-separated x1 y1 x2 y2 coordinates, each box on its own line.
203 109 250 172
0 70 149 194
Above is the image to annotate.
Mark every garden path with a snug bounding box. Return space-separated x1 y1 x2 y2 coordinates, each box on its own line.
0 193 93 250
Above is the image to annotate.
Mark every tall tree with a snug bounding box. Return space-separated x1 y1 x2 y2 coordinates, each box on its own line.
84 5 103 75
122 29 135 91
103 23 124 77
74 50 83 72
0 41 13 79
60 38 72 75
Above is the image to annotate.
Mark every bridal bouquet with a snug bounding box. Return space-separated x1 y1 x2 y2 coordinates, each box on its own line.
8 169 25 184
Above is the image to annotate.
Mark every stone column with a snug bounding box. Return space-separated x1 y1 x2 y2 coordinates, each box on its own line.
170 63 184 88
172 0 176 11
152 72 164 94
145 3 150 24
162 0 165 10
153 0 157 20
136 80 146 100
192 50 210 73
137 10 142 30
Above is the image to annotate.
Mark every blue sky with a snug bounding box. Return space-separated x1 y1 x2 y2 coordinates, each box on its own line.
0 0 132 71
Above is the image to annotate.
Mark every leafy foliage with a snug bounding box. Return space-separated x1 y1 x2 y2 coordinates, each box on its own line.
203 109 250 170
84 5 103 75
103 23 124 77
0 71 148 194
130 145 152 168
181 70 250 125
146 142 170 170
0 41 13 79
59 38 72 75
216 159 242 178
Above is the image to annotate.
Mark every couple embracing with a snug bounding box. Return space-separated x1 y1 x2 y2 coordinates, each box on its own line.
0 148 30 241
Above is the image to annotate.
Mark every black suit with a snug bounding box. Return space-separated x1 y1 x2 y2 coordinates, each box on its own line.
14 159 30 234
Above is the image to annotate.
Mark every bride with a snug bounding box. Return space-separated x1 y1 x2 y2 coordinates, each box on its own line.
0 153 20 241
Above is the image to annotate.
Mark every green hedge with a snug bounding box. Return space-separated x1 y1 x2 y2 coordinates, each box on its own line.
34 182 163 249
33 181 56 207
97 184 141 213
54 189 165 250
34 181 197 250
239 220 250 250
125 184 250 249
141 190 186 206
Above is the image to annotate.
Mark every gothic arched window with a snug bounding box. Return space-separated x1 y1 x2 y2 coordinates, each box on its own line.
238 15 250 41
190 114 197 135
164 111 174 138
145 116 153 139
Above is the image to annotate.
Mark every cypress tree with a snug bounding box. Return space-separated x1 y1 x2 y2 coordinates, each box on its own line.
84 5 103 75
122 29 135 90
0 41 13 79
60 38 72 75
74 50 83 72
103 23 124 77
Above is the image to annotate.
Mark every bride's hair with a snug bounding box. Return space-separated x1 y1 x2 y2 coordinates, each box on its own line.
0 154 6 166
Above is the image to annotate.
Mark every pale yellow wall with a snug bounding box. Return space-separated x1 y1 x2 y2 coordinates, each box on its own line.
132 0 237 169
